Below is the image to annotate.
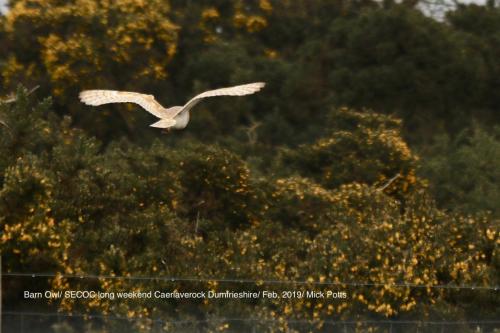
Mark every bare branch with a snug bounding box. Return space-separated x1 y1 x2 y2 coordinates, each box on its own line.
378 173 401 191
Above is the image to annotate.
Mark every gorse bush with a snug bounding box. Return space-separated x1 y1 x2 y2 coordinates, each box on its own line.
1 89 497 332
281 108 417 194
2 0 500 331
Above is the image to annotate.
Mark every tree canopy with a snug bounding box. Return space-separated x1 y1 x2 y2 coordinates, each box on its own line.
1 0 499 332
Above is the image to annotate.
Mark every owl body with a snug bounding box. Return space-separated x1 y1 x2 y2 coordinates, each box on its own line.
173 108 190 129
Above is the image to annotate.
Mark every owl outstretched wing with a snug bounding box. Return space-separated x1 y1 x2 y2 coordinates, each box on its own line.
79 90 168 119
173 82 265 117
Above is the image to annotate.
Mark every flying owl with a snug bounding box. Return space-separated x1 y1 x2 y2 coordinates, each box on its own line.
79 82 265 130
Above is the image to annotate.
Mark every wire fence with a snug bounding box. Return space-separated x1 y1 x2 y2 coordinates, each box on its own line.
3 311 500 333
2 272 499 332
3 272 499 291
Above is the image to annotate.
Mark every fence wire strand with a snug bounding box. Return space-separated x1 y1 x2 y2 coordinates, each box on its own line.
3 311 500 326
3 272 499 291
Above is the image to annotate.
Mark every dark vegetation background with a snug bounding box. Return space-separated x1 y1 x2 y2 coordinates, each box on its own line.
0 0 498 332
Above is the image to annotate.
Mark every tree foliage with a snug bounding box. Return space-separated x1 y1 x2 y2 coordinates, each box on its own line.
1 89 498 332
1 0 500 331
419 126 500 217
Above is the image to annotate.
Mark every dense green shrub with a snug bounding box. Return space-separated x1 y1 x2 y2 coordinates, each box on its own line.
419 126 500 217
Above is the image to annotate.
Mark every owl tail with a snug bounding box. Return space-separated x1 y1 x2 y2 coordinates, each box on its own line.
150 118 176 128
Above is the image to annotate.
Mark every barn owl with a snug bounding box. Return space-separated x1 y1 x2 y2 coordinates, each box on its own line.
79 82 265 130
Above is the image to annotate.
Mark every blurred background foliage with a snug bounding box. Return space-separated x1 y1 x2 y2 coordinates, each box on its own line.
0 0 499 332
